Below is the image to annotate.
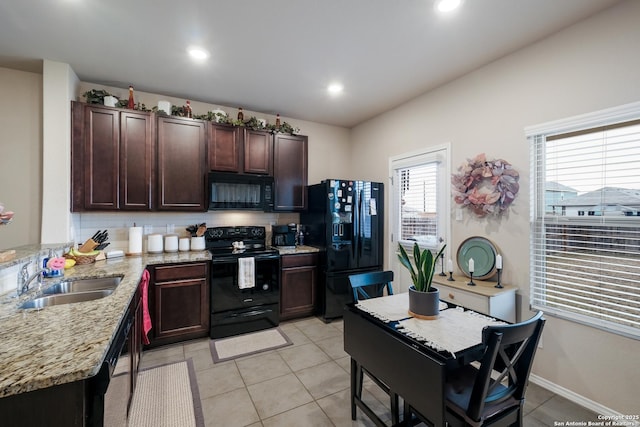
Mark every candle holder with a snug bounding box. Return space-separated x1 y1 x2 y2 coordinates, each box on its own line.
495 268 503 288
447 271 455 281
467 271 476 286
439 253 446 276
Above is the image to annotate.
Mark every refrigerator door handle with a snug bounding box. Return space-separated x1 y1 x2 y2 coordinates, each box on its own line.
358 189 364 259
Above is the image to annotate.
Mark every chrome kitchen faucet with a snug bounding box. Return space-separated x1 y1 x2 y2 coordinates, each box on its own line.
17 261 48 296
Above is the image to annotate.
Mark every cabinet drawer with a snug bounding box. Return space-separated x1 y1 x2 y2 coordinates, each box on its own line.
437 283 489 314
154 263 207 282
281 253 318 268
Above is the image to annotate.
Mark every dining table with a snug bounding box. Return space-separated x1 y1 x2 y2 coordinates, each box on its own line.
343 292 508 426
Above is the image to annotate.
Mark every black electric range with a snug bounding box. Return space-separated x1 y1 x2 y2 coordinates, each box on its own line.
206 226 281 339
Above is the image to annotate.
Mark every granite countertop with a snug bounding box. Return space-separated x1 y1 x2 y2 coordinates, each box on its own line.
276 245 322 255
0 250 211 398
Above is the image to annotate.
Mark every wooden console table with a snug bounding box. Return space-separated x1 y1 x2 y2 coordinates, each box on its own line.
432 275 516 322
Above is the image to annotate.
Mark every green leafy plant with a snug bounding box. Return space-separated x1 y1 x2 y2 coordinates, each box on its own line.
397 242 446 292
82 89 112 104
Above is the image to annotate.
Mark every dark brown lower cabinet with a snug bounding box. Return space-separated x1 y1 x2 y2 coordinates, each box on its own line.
149 262 210 346
280 253 318 320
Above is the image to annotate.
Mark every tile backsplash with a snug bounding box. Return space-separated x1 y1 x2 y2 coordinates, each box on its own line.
71 211 300 252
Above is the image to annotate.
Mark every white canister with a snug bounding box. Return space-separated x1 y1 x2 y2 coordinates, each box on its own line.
158 100 171 115
164 234 178 252
104 96 118 107
191 236 205 251
148 234 164 253
179 238 190 252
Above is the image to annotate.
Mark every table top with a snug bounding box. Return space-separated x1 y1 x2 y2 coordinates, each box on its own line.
351 292 507 357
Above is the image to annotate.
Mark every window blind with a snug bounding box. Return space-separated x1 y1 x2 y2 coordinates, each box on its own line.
529 108 640 339
391 148 446 250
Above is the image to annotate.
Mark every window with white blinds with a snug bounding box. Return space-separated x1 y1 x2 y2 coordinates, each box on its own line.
527 102 640 339
390 146 449 251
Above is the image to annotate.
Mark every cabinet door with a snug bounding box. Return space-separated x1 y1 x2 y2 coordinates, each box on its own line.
120 111 153 210
83 105 120 210
281 265 317 320
273 134 308 211
244 129 273 175
208 123 242 172
154 278 209 340
71 102 154 211
157 117 206 210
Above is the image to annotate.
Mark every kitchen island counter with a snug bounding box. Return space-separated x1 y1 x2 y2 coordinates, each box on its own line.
0 250 211 398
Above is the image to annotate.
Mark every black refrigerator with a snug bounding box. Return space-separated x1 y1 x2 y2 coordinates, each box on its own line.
301 179 384 321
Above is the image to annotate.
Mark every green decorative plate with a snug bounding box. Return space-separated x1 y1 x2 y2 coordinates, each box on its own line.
456 237 499 280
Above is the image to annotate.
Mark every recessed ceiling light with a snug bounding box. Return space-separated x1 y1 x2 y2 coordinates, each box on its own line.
435 0 462 13
328 83 344 96
188 47 210 61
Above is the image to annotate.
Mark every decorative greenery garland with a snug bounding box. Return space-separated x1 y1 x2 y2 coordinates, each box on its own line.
451 153 519 217
82 89 300 135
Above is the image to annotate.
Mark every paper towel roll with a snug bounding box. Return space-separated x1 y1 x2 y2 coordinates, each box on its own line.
164 234 178 252
148 234 163 253
128 227 143 254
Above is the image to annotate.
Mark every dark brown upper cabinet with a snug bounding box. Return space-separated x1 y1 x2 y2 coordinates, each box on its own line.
208 123 242 172
208 124 273 175
156 116 207 211
71 102 153 211
273 133 308 211
243 129 273 175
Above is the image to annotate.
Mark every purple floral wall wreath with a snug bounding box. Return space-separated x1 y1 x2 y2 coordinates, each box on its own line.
451 153 519 217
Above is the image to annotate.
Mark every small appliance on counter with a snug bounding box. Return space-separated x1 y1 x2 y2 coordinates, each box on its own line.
272 224 297 248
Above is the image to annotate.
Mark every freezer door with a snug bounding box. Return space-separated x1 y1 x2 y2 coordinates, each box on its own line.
355 181 383 269
327 179 358 269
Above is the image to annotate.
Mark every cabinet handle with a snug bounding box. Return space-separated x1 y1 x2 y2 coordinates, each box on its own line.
449 293 455 299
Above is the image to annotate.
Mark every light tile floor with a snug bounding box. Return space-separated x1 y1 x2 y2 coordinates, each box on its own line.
140 316 600 427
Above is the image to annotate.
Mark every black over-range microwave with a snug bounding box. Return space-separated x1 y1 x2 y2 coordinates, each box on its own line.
208 172 274 211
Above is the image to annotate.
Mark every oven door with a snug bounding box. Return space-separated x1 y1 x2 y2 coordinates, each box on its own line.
210 253 280 338
210 253 280 312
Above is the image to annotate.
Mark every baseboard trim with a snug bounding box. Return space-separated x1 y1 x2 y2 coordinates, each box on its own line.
529 374 638 425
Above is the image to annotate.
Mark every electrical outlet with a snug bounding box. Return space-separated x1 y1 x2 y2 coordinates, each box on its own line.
538 337 543 349
455 208 463 221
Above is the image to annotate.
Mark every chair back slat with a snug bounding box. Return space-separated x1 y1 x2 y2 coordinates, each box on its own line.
348 271 394 302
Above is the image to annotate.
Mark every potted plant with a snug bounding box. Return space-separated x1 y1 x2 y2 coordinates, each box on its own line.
398 242 446 318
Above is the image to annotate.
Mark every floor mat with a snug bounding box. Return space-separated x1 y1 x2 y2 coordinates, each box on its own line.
128 359 204 427
210 327 293 363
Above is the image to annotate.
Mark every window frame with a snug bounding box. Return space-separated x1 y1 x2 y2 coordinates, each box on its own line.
388 144 451 259
526 101 640 340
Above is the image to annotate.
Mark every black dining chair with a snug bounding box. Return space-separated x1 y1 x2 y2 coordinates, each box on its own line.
349 270 395 302
348 270 399 426
406 311 545 427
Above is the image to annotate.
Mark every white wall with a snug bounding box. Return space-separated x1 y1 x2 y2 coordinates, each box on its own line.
41 60 79 244
350 0 640 415
0 67 42 250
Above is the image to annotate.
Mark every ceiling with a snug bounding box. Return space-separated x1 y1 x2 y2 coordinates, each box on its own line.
0 0 621 128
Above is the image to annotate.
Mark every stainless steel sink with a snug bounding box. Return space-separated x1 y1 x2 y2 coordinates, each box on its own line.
20 289 115 309
42 276 123 295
